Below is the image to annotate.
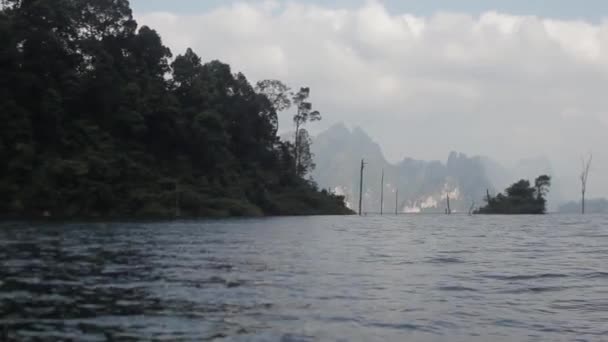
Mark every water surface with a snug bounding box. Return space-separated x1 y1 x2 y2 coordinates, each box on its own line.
1 215 607 341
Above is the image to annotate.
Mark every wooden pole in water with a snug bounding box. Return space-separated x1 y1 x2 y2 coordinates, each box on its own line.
358 159 366 216
380 169 384 216
446 193 451 215
395 189 399 215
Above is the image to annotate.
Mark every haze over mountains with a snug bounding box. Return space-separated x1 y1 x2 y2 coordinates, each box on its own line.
311 124 565 213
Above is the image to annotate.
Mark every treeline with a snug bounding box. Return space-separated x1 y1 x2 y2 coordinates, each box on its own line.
559 198 608 214
0 0 352 218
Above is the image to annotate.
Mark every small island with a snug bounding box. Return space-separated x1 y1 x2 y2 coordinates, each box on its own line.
476 175 551 214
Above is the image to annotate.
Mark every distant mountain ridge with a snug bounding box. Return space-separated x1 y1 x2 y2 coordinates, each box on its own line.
310 123 564 213
311 123 496 213
559 199 608 214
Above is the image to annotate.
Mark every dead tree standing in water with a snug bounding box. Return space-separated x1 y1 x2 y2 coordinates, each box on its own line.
446 193 451 215
380 169 384 215
580 154 592 214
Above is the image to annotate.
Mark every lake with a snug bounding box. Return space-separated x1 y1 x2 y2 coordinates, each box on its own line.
1 215 607 341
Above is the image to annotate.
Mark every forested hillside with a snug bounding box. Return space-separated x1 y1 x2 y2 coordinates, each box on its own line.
0 0 351 218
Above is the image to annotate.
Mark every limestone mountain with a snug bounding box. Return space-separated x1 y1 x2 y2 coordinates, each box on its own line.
311 124 497 213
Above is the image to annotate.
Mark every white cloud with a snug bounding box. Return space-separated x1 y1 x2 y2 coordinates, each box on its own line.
135 0 608 200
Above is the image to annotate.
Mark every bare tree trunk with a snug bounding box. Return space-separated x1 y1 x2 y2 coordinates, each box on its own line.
294 119 300 175
380 169 384 215
582 190 585 215
446 194 451 215
395 189 399 215
580 154 592 215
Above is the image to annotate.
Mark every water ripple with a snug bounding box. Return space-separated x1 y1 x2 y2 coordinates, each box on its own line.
426 257 465 264
483 273 569 281
0 215 606 341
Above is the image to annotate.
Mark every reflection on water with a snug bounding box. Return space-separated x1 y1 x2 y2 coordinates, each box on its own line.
0 216 607 341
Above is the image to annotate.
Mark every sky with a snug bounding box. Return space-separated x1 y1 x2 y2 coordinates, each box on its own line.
132 0 608 22
132 0 608 200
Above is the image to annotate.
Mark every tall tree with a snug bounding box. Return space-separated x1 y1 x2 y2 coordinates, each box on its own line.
255 79 290 136
292 87 321 174
294 129 315 177
75 0 136 40
534 175 551 200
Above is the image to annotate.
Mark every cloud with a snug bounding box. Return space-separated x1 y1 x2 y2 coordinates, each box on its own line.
135 0 608 199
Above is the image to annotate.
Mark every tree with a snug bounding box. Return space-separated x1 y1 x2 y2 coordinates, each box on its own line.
534 175 551 200
75 0 137 40
255 79 291 136
253 83 322 176
476 175 551 214
171 48 202 90
255 79 291 112
506 180 535 199
580 153 592 214
294 128 315 177
131 26 172 79
292 87 321 174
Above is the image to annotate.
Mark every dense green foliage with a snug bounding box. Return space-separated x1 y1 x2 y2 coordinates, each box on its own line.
476 175 551 214
0 0 352 218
